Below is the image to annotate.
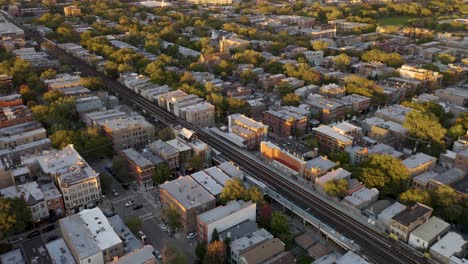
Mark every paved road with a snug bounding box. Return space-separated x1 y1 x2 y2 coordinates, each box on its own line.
7 16 426 264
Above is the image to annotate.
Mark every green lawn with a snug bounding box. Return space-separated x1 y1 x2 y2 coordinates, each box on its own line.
377 16 412 25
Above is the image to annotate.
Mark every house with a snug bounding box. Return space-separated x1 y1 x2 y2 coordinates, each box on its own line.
403 153 437 177
305 96 350 123
316 168 351 187
228 114 268 149
454 149 468 174
102 115 155 151
0 181 49 221
389 203 433 242
304 156 337 181
263 107 308 138
430 232 467 264
230 229 274 264
197 200 256 242
343 187 379 210
312 125 353 153
377 202 406 231
408 216 450 250
148 140 179 169
374 104 412 125
260 141 307 176
198 52 231 67
120 148 155 191
238 238 285 264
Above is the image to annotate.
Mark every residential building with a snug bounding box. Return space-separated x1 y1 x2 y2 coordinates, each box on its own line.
346 144 403 164
102 115 155 151
375 104 412 125
75 96 105 117
191 171 223 197
220 36 250 52
0 181 49 221
301 28 336 39
336 251 370 264
312 125 353 153
343 187 379 210
0 121 47 149
340 94 372 113
305 95 350 123
13 48 56 68
427 167 465 191
408 216 450 250
228 114 268 149
197 200 256 242
166 138 193 168
0 94 22 107
59 208 124 264
435 88 468 107
107 215 143 254
352 61 394 79
64 5 81 16
178 129 212 168
0 249 24 264
239 238 285 264
0 18 24 40
0 105 33 129
263 108 308 138
217 161 245 181
230 229 274 264
109 246 156 264
316 168 351 187
148 140 179 169
389 203 433 242
198 52 231 67
120 148 155 191
159 176 216 233
430 232 467 264
402 153 437 177
40 182 65 218
179 102 215 127
260 141 306 176
363 117 408 147
18 236 52 264
412 171 439 190
34 144 101 213
43 74 82 90
397 65 443 90
454 149 468 174
378 202 407 231
0 137 51 165
319 84 346 98
304 156 337 181
45 238 76 264
331 122 362 139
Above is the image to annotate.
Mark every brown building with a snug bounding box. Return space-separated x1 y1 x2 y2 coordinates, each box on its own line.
260 141 306 176
120 148 155 191
198 52 231 67
397 65 443 91
159 176 216 233
63 5 81 16
389 203 433 242
239 238 286 264
312 125 353 153
305 96 351 123
0 105 33 128
263 108 307 138
0 94 22 107
40 182 65 217
228 114 268 149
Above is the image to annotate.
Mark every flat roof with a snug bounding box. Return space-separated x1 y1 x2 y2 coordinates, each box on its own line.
78 208 122 251
45 238 76 264
410 216 449 242
430 232 467 259
166 138 192 152
393 203 432 226
217 162 244 179
336 251 370 264
203 166 231 186
431 168 465 185
191 171 223 196
313 125 353 143
102 116 153 131
413 171 439 185
149 139 179 156
198 200 254 224
108 215 142 253
306 156 336 170
121 148 154 168
0 249 25 264
20 236 51 264
239 238 285 264
378 202 406 223
344 187 379 206
219 220 258 241
403 153 436 169
316 168 351 186
159 176 215 209
109 245 154 264
229 113 267 130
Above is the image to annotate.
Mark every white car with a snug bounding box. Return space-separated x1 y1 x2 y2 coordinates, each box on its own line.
160 223 167 230
138 231 146 241
125 200 136 207
186 232 197 239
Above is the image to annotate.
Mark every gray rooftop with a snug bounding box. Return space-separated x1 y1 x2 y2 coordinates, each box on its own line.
149 139 179 157
219 220 259 241
159 176 215 209
306 156 336 170
45 238 76 264
109 245 155 264
121 148 154 168
403 153 436 170
108 215 143 253
191 171 223 196
59 214 101 259
0 249 25 264
198 200 254 224
410 216 449 242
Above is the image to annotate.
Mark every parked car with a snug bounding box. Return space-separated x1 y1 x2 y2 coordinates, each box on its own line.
125 200 136 207
133 204 143 210
121 184 129 190
159 223 167 230
112 189 119 196
186 232 197 239
152 249 162 260
138 231 146 241
26 231 40 239
8 236 23 244
41 225 55 233
46 235 59 242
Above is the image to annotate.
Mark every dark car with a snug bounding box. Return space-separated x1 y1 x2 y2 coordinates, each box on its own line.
41 225 55 233
26 230 40 239
46 235 59 242
121 184 129 190
133 204 143 210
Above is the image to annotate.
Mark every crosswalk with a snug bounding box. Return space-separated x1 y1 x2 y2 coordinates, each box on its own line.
139 212 155 221
111 194 136 204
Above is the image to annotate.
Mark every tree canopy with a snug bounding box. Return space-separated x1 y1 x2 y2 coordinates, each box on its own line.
344 75 386 105
0 197 32 239
361 49 404 68
323 179 349 199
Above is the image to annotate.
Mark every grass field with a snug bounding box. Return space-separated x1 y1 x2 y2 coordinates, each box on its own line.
377 16 412 25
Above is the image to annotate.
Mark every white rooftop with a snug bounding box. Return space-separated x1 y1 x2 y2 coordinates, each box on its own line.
191 171 223 196
166 138 192 152
217 162 244 179
203 166 231 186
121 148 153 168
45 238 76 264
198 200 254 224
159 176 215 209
0 249 25 264
336 251 370 264
316 168 351 186
230 229 273 253
410 216 449 242
430 232 467 260
378 202 406 223
0 181 44 206
78 208 122 251
313 125 353 143
344 187 379 207
403 153 436 169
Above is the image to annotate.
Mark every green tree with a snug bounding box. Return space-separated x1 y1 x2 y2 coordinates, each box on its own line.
165 205 181 232
124 216 142 235
211 228 220 242
195 241 207 262
311 40 329 51
355 154 410 197
271 211 290 240
399 189 432 206
247 186 264 205
328 152 350 166
157 127 175 141
344 75 385 105
40 69 57 80
153 164 172 185
203 240 226 264
323 179 349 199
81 76 106 91
432 186 458 208
437 53 456 65
332 53 351 72
281 93 301 106
162 244 187 264
227 98 250 116
188 155 204 172
220 179 247 204
361 49 404 68
0 197 32 239
112 155 130 183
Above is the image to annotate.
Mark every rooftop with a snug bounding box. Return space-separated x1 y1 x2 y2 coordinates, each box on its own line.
190 171 223 196
410 216 449 242
0 181 44 206
120 148 154 168
20 236 51 264
306 156 336 171
109 245 155 264
219 220 258 241
393 203 433 226
102 116 153 131
159 176 215 209
378 202 406 223
198 200 254 224
239 238 285 264
0 249 25 264
45 238 76 264
203 166 231 186
313 125 353 143
336 251 370 264
316 168 351 186
230 228 273 252
431 168 465 185
229 113 268 130
166 138 192 152
430 232 467 259
108 215 142 253
344 187 379 207
149 139 179 157
39 182 62 201
217 162 244 179
403 153 437 170
78 208 122 251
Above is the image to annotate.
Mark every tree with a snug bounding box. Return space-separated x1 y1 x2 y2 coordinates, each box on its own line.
211 228 220 242
40 69 57 80
153 164 172 185
432 186 458 208
354 154 410 197
323 179 349 199
162 244 187 264
112 155 130 183
281 93 301 106
361 49 404 68
311 40 329 51
344 75 386 105
188 155 204 172
195 241 207 262
81 76 106 91
220 179 247 204
437 53 455 65
157 127 175 141
259 203 272 227
399 189 432 206
43 90 62 104
271 211 290 239
124 216 142 235
328 152 350 166
227 98 250 116
247 186 264 205
165 205 181 232
203 240 226 264
0 197 32 239
332 53 351 72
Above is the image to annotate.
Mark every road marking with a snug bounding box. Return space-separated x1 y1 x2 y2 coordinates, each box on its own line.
110 194 136 204
139 212 155 221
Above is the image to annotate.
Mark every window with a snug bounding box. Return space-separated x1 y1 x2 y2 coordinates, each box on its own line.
88 259 91 263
